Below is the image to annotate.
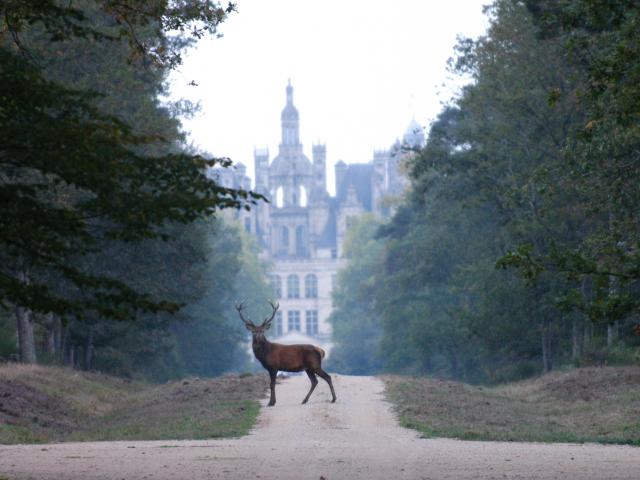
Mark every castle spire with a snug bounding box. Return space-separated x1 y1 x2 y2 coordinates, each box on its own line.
286 78 293 105
281 80 300 147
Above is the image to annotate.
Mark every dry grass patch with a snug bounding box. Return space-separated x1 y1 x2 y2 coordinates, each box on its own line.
0 364 266 444
383 366 640 445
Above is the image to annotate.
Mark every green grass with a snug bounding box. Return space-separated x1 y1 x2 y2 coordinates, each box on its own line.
383 366 640 446
0 364 266 444
70 399 261 441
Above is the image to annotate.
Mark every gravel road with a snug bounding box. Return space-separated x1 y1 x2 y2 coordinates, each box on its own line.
0 374 638 479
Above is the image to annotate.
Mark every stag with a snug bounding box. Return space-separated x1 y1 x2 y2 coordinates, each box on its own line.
236 300 337 406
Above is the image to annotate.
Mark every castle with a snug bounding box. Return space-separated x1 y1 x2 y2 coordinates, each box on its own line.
216 81 424 355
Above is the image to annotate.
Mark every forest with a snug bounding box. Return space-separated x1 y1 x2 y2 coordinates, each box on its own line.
329 0 640 383
2 0 640 386
0 1 270 380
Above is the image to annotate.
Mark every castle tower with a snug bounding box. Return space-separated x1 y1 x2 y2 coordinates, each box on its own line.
312 144 327 197
254 147 270 195
280 80 302 156
334 160 347 194
403 117 425 148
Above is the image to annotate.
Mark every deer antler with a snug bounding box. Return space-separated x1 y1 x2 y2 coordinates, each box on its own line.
262 300 279 327
235 301 254 327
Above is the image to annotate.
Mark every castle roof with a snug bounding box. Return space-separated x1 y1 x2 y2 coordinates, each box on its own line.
336 163 374 211
317 207 337 249
270 152 313 177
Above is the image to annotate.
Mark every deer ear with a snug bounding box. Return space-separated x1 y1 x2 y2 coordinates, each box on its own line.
245 323 254 332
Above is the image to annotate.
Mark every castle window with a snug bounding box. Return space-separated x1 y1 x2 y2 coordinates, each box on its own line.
275 311 283 336
305 310 318 335
295 225 305 257
276 186 284 208
287 274 299 299
244 217 251 233
281 226 289 255
271 275 282 299
288 310 301 331
305 274 318 298
299 185 308 207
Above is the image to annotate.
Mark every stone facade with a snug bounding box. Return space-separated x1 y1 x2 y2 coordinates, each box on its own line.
215 82 424 356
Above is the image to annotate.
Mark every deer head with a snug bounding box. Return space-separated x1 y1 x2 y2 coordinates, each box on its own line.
235 300 279 336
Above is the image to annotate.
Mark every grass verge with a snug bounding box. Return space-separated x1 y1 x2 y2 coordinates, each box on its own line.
0 364 266 444
383 366 640 445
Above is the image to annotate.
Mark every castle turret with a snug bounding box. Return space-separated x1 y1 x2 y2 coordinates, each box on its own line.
334 160 347 194
254 147 270 195
312 144 327 197
403 117 425 148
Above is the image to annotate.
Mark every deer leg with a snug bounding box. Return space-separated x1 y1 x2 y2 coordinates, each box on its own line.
302 370 318 404
267 370 277 406
316 368 337 403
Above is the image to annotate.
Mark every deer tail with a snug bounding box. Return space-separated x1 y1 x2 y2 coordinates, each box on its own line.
314 346 326 359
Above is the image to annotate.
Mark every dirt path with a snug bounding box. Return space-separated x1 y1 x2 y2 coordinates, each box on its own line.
1 374 638 479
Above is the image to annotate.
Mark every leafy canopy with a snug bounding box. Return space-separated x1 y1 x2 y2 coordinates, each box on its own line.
0 1 262 319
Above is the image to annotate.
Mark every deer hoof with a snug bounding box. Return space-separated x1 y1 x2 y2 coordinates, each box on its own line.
331 398 337 403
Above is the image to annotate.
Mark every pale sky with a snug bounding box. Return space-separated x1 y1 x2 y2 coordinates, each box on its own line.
169 0 489 193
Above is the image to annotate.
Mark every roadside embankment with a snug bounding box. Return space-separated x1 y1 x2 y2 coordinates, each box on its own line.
383 366 640 445
0 364 266 444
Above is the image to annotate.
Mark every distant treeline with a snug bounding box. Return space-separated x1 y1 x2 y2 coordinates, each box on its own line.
0 2 269 380
329 0 640 382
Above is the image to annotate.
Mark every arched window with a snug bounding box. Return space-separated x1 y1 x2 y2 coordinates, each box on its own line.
271 275 282 299
276 186 284 208
305 274 317 298
287 274 299 299
299 185 308 207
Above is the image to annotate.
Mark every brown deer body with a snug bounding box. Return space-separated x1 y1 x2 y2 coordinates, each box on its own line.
237 301 337 406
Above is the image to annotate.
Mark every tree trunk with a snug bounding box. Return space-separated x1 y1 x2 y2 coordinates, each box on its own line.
607 321 619 347
43 313 56 357
61 323 71 365
65 342 76 368
42 314 63 362
583 320 592 351
54 317 62 361
571 316 582 362
15 306 37 363
541 319 553 373
84 326 94 371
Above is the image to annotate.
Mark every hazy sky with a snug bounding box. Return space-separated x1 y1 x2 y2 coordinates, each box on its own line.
169 0 489 192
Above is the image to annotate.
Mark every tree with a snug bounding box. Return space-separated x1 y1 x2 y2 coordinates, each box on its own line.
328 215 385 375
1 1 262 363
505 1 640 324
333 1 619 381
172 221 271 378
